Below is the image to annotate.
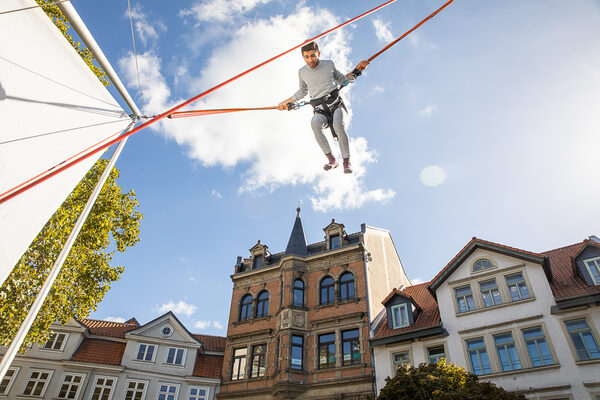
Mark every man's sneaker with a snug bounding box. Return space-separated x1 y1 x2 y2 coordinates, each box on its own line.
343 158 353 174
324 161 339 171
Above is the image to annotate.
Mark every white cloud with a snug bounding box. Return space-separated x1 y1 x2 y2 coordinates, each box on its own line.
411 278 424 285
371 85 385 94
125 4 166 47
156 300 198 317
194 320 224 330
419 103 437 117
179 0 273 23
372 18 394 43
211 189 222 199
105 316 126 323
420 165 446 187
118 6 394 212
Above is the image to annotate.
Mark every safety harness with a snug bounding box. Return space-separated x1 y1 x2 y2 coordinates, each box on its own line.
308 88 346 139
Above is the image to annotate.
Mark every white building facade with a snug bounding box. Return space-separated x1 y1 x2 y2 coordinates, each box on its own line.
371 237 600 399
0 312 224 400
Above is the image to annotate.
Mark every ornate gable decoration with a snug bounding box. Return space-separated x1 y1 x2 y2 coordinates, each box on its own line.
249 240 270 269
125 312 203 348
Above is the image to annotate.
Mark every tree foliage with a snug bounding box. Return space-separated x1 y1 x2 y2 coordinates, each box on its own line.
377 359 526 400
0 159 142 349
35 0 110 86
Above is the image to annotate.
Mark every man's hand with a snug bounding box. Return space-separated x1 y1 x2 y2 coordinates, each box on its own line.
356 60 370 71
277 98 293 111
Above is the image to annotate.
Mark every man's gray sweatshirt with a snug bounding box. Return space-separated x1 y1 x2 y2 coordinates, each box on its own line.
290 60 346 102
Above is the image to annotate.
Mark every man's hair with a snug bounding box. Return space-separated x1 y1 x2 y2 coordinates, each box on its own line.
301 41 319 54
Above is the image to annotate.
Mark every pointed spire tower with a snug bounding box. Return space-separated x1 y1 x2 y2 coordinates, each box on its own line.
285 207 308 256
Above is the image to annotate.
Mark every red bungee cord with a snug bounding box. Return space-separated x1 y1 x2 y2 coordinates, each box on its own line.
165 0 455 120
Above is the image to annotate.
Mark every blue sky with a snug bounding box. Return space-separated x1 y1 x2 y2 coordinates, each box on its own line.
68 0 600 335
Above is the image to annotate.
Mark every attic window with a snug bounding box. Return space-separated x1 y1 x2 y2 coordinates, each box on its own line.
472 258 494 272
391 303 409 328
253 254 264 269
583 257 600 285
329 234 341 250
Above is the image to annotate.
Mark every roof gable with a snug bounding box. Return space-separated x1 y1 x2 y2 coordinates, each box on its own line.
428 238 547 293
125 312 202 347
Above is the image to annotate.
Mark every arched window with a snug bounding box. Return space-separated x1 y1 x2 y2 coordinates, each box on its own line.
240 294 253 321
255 291 270 318
320 276 335 305
473 258 494 272
339 272 355 301
293 279 305 307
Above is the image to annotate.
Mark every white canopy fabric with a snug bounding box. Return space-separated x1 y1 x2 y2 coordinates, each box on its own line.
0 0 131 286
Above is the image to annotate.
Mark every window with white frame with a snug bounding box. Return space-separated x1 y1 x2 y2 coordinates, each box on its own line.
166 347 185 366
188 386 209 400
522 326 555 367
0 367 19 395
56 373 85 399
473 258 494 272
565 319 600 361
392 351 410 373
157 383 179 400
124 380 147 400
22 369 53 397
136 343 156 362
583 257 600 285
466 338 491 375
494 332 522 371
90 376 117 400
505 273 531 301
390 303 410 328
454 285 476 313
42 332 68 350
427 345 446 363
479 279 502 307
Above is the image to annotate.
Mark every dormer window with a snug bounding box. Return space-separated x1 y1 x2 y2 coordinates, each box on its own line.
391 304 409 328
583 257 600 285
253 254 264 269
330 234 340 249
473 258 494 272
42 333 68 351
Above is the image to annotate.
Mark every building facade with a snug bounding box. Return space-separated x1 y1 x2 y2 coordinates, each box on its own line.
0 312 225 400
371 236 600 399
218 210 410 400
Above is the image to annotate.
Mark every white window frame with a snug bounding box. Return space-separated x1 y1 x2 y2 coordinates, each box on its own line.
124 379 148 400
135 343 157 363
390 303 410 328
391 349 412 373
583 256 600 285
165 347 187 366
42 332 69 351
479 279 503 307
187 386 210 400
156 383 180 400
89 375 117 400
0 366 20 396
21 368 54 397
56 372 86 400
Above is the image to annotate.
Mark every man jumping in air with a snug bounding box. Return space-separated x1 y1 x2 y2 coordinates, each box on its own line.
278 41 369 174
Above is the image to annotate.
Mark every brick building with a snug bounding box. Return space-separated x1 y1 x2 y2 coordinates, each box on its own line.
0 312 225 400
218 209 410 400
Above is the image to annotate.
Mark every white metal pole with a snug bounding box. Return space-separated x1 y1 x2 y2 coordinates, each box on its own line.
0 122 134 380
57 1 142 117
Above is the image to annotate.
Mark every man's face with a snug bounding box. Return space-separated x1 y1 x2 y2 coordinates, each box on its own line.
302 50 320 69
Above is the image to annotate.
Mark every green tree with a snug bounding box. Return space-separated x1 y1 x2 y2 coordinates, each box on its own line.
35 0 110 87
377 359 526 400
0 159 142 348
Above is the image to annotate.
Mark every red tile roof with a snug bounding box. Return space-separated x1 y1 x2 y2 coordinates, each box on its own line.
542 241 600 299
193 334 227 352
373 283 440 339
193 354 223 379
79 319 139 338
72 339 125 365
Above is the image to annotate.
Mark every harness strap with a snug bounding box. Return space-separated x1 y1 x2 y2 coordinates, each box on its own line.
309 89 346 139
